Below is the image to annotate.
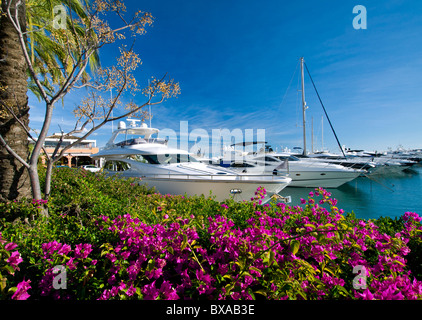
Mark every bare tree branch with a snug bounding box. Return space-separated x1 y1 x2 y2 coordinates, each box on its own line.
0 133 30 169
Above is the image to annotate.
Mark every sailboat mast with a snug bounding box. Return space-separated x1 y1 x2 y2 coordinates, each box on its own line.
311 116 314 153
300 57 307 155
321 115 324 151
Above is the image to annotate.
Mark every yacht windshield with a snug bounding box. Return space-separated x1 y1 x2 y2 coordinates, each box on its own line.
288 155 300 161
127 154 198 164
273 155 300 162
254 156 279 162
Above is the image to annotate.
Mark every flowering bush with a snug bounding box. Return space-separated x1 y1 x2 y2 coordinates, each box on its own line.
1 168 422 300
36 241 99 299
0 232 31 300
88 188 422 300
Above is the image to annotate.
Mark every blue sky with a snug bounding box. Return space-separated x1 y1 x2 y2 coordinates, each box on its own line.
28 0 422 155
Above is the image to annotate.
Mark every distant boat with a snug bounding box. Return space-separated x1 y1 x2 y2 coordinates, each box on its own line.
293 148 377 172
91 119 292 202
295 147 418 175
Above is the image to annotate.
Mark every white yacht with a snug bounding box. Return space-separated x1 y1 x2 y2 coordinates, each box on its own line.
91 119 292 202
288 148 376 173
224 151 364 188
384 149 422 163
315 149 418 175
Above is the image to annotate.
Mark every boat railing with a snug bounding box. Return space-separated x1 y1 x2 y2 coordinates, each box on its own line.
138 173 289 181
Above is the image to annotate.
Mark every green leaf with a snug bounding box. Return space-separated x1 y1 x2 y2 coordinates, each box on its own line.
340 223 350 231
3 265 15 276
333 285 351 297
262 250 271 265
167 246 174 255
249 266 262 276
317 233 327 243
0 275 6 292
248 287 256 300
323 266 335 276
290 240 300 255
223 274 232 280
254 290 267 297
146 259 155 272
7 286 17 295
269 250 276 265
181 234 188 250
224 283 235 295
235 260 244 269
393 260 405 266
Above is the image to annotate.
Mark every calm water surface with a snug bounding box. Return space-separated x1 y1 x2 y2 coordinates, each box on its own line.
280 165 422 220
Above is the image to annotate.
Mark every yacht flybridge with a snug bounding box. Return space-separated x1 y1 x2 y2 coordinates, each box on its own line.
91 119 292 202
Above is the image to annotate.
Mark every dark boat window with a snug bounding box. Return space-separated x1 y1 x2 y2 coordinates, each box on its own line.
230 162 255 168
127 154 198 165
104 160 131 171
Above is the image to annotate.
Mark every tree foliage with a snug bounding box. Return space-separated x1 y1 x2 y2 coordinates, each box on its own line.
0 0 180 203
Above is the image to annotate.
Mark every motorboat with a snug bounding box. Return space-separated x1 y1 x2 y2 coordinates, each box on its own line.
295 150 377 172
366 157 417 174
91 119 292 202
221 149 364 188
321 149 418 175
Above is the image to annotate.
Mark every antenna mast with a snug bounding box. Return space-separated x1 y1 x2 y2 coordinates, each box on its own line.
300 57 307 155
148 79 152 127
111 88 113 132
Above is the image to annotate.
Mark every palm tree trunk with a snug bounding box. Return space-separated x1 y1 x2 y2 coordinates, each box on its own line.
0 0 31 202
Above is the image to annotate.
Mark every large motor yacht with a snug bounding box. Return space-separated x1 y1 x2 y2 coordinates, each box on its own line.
224 151 364 188
91 119 292 202
213 141 364 188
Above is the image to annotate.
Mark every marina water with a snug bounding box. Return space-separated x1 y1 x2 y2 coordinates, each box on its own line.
281 165 422 220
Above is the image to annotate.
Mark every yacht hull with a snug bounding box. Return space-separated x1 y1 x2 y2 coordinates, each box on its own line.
283 170 361 188
107 170 291 202
228 163 362 188
139 176 291 202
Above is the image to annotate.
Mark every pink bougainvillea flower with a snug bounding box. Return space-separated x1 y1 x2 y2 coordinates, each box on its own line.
11 279 31 300
142 281 159 300
7 251 23 272
4 242 18 251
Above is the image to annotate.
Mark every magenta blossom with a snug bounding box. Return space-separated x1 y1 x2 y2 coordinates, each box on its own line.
11 280 31 300
7 251 23 273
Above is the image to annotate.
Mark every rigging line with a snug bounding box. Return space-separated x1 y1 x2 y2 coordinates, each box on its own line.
280 60 300 108
279 60 300 124
304 62 347 159
362 172 395 192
